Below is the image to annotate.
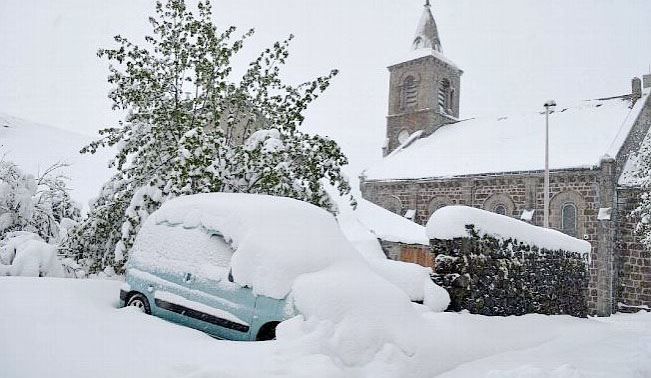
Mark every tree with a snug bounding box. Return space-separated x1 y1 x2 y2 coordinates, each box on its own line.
0 159 80 242
64 0 352 273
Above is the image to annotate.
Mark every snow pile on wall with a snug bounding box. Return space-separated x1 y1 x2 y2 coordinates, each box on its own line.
0 231 64 277
426 205 591 255
132 193 448 373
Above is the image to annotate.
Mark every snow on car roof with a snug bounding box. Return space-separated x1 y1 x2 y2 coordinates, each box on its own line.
142 193 363 299
364 94 648 181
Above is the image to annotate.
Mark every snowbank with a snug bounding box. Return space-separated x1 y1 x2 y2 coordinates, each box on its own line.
0 232 64 277
3 277 651 377
332 191 448 311
426 206 591 255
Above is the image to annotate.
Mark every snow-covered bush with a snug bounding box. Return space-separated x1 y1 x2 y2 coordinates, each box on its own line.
0 231 64 277
0 159 80 242
64 0 352 274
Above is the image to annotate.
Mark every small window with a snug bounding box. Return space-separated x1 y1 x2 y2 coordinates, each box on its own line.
494 204 507 216
401 76 418 110
561 203 578 237
397 129 410 145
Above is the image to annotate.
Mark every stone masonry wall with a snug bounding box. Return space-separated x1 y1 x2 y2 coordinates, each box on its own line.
615 188 651 311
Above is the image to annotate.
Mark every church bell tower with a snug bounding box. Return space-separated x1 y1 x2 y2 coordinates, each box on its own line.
383 1 463 156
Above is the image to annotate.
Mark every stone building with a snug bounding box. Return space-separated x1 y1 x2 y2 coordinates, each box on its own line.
361 2 651 316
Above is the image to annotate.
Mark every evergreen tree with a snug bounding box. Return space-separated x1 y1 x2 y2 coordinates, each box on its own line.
65 0 352 273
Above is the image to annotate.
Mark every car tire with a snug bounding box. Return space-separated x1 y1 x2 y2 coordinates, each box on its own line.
256 321 279 341
126 293 151 315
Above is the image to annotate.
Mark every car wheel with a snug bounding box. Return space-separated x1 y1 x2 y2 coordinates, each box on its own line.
126 293 151 315
256 321 279 341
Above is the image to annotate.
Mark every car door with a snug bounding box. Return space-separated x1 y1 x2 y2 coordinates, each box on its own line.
153 229 257 340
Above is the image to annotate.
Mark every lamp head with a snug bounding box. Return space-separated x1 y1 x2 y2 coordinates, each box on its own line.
544 100 557 112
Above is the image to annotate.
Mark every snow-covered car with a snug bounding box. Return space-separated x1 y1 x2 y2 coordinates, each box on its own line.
120 193 448 342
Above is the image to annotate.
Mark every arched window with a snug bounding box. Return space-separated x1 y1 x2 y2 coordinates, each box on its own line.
401 76 418 110
438 79 451 113
397 129 410 145
428 197 452 217
494 204 507 216
561 203 578 237
413 36 423 49
383 195 403 216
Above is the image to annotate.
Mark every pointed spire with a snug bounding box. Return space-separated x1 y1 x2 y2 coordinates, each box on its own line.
412 1 442 52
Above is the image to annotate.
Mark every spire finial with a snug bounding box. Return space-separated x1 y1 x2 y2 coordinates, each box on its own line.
425 0 431 7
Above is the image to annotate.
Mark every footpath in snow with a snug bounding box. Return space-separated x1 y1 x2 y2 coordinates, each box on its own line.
1 277 650 377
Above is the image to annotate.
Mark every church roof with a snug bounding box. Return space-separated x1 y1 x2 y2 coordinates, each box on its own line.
412 1 442 52
364 93 649 181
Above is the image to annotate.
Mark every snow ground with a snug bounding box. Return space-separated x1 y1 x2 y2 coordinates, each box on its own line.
1 277 650 378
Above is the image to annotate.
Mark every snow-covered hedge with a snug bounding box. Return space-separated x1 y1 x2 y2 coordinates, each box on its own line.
427 206 590 317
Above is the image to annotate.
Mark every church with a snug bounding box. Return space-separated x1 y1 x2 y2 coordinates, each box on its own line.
361 1 651 316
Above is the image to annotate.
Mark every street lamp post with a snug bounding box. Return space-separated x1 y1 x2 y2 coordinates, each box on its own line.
543 100 556 228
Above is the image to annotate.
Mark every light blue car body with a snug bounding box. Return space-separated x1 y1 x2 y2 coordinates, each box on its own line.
119 227 294 341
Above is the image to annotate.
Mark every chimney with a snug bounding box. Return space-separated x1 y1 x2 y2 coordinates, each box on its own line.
643 74 651 89
632 77 642 102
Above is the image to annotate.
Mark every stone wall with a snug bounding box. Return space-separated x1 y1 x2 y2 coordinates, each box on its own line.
430 228 589 317
362 166 616 315
615 188 651 311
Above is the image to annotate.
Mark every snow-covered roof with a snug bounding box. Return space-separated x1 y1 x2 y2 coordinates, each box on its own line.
619 111 651 187
426 205 592 255
353 198 429 245
411 2 442 53
390 48 461 71
365 94 648 181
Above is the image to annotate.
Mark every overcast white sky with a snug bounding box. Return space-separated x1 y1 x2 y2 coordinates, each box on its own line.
1 0 650 180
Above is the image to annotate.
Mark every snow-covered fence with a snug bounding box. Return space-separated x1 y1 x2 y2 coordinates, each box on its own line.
426 206 590 317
